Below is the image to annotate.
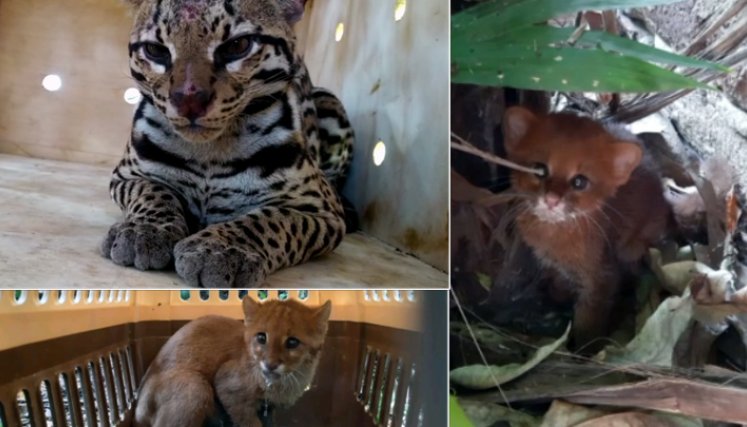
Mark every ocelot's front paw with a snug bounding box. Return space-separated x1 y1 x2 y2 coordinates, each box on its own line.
101 222 184 270
174 236 266 288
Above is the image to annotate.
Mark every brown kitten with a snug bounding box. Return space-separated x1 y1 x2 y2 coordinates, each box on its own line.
134 297 331 427
502 107 671 350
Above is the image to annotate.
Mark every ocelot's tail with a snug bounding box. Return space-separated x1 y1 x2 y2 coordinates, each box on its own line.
312 88 357 231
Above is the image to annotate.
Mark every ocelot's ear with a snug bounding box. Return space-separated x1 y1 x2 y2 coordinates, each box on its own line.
279 0 308 24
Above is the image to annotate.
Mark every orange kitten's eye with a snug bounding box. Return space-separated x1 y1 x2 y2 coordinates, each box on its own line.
256 332 267 345
570 175 589 190
286 337 300 349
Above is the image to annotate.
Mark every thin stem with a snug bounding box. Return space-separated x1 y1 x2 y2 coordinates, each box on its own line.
450 132 545 176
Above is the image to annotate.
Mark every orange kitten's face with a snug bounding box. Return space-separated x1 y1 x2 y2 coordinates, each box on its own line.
242 298 331 384
502 107 642 224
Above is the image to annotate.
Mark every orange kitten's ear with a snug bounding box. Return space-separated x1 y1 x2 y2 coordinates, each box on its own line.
502 107 537 154
313 300 332 330
242 296 260 325
610 141 643 185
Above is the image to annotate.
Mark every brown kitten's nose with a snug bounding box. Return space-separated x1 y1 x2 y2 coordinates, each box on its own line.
264 362 280 372
170 88 214 121
545 193 561 209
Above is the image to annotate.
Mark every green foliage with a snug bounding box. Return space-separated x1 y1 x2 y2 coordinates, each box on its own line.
452 0 728 92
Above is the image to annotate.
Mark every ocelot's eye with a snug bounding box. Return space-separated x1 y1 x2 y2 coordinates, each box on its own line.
143 43 170 62
256 332 267 345
285 337 300 349
570 174 589 190
532 162 548 178
216 36 254 63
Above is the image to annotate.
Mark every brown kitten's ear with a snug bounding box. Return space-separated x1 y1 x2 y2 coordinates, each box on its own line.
610 141 643 185
279 0 308 24
502 107 537 154
242 296 260 325
313 300 332 330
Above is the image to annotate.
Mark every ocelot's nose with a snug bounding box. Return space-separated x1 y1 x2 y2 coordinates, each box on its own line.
170 88 214 121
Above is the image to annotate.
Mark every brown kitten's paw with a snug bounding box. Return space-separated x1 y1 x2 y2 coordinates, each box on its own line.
173 237 266 288
101 222 183 270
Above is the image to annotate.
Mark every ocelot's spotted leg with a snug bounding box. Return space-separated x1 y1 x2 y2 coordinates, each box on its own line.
174 205 344 288
101 178 189 270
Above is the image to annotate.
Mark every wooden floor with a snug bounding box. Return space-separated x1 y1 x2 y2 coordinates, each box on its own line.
0 155 447 288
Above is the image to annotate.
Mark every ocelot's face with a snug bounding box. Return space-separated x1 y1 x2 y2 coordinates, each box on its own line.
126 0 304 143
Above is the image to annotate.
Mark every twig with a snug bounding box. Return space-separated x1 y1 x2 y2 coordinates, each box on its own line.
450 132 545 176
451 288 512 408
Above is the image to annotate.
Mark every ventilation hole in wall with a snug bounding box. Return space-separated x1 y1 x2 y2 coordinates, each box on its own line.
57 373 74 427
278 290 289 301
72 291 81 304
42 74 62 92
123 88 142 105
382 290 391 302
199 290 210 301
97 291 106 304
125 291 131 302
407 291 416 302
37 291 49 305
238 290 248 300
39 380 57 427
86 291 94 304
334 22 344 42
356 346 373 401
86 362 104 427
416 406 424 427
97 358 116 425
74 367 93 427
15 389 33 427
386 358 404 427
364 350 380 412
394 291 403 302
57 290 67 304
125 347 138 391
394 0 407 21
363 290 370 301
118 351 132 405
108 291 116 303
298 290 309 300
372 291 381 302
401 363 417 426
257 290 268 301
180 290 191 301
374 353 393 424
373 141 387 166
13 290 27 305
218 290 229 301
109 354 126 420
116 291 125 303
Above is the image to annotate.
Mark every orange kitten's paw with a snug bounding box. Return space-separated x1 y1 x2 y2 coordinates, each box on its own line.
174 237 266 288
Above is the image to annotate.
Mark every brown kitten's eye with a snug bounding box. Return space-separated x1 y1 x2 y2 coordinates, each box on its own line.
570 175 589 190
532 163 548 178
216 36 254 63
285 337 300 349
256 332 267 345
143 43 170 62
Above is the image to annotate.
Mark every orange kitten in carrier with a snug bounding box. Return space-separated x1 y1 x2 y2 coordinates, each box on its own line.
134 297 331 427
